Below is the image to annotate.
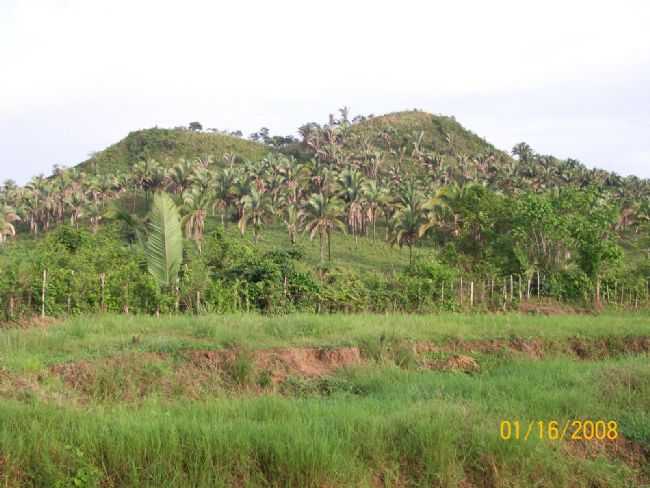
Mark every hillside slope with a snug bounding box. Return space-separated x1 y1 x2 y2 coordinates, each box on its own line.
78 128 270 174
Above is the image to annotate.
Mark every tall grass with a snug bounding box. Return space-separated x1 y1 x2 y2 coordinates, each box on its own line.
1 355 648 487
1 313 649 486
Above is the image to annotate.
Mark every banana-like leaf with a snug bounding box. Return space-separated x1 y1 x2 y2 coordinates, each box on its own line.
146 192 183 288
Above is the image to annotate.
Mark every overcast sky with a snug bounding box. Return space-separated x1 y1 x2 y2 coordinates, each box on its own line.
2 0 649 184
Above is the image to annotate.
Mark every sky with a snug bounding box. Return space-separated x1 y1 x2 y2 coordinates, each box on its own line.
1 0 650 184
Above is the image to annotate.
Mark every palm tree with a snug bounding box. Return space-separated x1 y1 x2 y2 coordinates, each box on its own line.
301 193 345 262
133 159 166 201
213 168 235 227
239 188 273 243
391 207 429 265
64 190 86 228
338 167 365 241
512 142 534 163
0 206 19 243
168 159 194 196
277 196 300 245
362 180 388 241
181 186 213 252
390 182 430 264
84 201 103 234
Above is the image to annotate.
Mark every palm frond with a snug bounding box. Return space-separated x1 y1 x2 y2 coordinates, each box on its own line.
145 192 183 288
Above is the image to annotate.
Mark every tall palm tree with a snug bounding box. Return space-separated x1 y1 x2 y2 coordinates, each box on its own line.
239 188 273 243
390 182 430 264
84 201 103 234
213 168 235 227
338 167 365 241
182 186 213 252
301 193 345 262
277 197 300 245
362 180 388 241
64 190 86 228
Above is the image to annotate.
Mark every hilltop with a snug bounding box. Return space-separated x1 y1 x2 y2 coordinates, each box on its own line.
77 127 269 174
350 111 510 159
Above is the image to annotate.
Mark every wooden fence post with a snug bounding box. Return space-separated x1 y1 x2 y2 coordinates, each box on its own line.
41 269 47 319
508 275 512 302
100 273 106 313
124 282 129 315
470 281 474 308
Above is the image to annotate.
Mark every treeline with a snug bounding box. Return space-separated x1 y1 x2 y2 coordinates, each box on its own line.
0 201 647 320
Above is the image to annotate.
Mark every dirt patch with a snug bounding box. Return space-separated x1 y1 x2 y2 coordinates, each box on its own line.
188 347 362 383
415 336 650 361
431 354 480 373
563 435 649 477
518 302 591 315
46 347 363 399
0 316 60 330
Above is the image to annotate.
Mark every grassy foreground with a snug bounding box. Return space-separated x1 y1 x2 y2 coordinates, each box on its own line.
1 313 649 487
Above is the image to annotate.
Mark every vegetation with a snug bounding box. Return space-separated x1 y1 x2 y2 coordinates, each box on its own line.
1 313 649 487
0 108 648 318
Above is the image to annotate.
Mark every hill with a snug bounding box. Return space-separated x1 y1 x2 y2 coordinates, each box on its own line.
350 110 510 159
78 127 270 175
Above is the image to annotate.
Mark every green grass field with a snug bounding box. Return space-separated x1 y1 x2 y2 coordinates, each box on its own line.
1 312 649 487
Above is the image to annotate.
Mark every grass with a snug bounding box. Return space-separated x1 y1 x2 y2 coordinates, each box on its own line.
1 313 650 487
2 312 650 372
215 219 411 273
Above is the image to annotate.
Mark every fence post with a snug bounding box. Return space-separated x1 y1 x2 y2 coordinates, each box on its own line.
509 275 513 302
537 271 540 299
41 269 47 319
470 281 474 308
124 282 129 315
460 277 463 307
100 273 106 313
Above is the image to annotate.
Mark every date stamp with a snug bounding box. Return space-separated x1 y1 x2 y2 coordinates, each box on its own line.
499 420 618 441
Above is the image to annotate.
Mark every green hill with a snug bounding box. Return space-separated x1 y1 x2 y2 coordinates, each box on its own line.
78 128 270 174
351 110 509 159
